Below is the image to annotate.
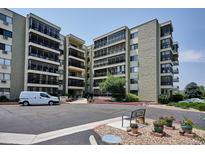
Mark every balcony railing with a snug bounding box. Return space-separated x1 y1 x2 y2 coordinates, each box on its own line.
173 68 179 74
29 33 60 51
28 66 58 73
69 72 84 78
161 82 173 86
69 48 85 59
28 79 58 85
94 73 107 77
173 60 179 66
173 77 179 82
68 80 84 87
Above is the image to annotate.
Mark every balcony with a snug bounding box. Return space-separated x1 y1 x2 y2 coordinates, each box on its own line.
108 54 125 65
94 30 126 49
68 79 84 87
172 42 179 54
29 32 60 51
173 86 179 90
173 77 179 82
94 72 107 77
29 18 60 40
69 48 85 60
160 22 173 37
173 68 179 74
69 72 84 78
161 75 173 86
29 46 60 62
28 72 59 85
173 60 179 66
28 61 59 74
68 59 85 69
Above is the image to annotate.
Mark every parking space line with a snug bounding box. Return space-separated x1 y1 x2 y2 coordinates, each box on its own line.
0 117 121 145
0 132 36 144
31 117 121 144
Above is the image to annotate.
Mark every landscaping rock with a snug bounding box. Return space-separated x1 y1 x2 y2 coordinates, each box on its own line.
94 119 205 145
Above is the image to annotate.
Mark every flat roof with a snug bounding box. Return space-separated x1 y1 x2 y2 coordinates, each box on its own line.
93 26 128 41
28 13 61 30
66 33 85 44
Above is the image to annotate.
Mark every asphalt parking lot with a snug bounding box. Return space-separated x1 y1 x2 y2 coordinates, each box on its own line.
0 104 204 134
0 104 204 144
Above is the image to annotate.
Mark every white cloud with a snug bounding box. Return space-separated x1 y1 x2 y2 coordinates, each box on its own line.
179 50 205 63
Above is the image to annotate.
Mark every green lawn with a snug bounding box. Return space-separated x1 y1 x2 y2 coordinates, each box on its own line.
168 102 205 111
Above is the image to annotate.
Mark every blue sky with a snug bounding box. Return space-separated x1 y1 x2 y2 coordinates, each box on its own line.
11 8 205 90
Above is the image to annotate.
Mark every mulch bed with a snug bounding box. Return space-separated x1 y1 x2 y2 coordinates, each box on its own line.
94 121 205 145
0 102 18 105
91 97 153 106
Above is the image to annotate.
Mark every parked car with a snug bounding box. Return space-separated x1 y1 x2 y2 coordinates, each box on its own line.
19 91 59 106
179 98 205 103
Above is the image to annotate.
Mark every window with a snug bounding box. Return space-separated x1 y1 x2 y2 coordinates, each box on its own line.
0 29 12 38
0 73 10 80
130 78 138 84
4 74 10 80
130 55 138 61
0 43 11 52
0 13 6 22
4 59 11 66
6 16 12 24
0 13 12 24
130 32 138 39
40 93 50 98
130 67 138 73
130 44 138 50
0 58 11 66
5 44 12 52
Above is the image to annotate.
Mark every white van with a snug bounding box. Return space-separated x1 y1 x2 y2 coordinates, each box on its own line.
19 91 59 106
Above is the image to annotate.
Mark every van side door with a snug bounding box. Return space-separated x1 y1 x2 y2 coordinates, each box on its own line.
40 93 50 104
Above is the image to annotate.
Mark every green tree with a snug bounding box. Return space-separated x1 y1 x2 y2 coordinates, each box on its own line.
99 75 125 100
199 85 205 98
185 82 203 98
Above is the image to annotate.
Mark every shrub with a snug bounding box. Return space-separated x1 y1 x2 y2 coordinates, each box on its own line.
158 94 170 104
0 96 9 102
170 93 184 102
125 93 139 102
195 103 205 111
172 102 205 111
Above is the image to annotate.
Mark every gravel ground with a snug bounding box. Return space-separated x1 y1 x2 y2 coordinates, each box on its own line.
94 119 205 145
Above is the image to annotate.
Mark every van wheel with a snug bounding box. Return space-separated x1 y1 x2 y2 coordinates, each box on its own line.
49 101 54 106
23 101 29 106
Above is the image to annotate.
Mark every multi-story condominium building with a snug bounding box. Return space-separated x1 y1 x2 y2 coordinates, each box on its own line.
0 8 179 102
91 19 179 102
64 34 86 97
92 27 128 95
0 9 13 99
24 13 61 96
0 9 25 99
